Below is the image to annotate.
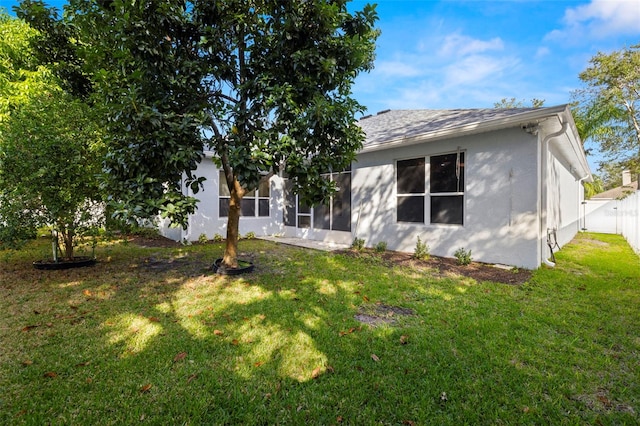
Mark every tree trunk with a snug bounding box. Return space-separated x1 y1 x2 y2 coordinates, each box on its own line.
62 227 74 260
222 177 245 268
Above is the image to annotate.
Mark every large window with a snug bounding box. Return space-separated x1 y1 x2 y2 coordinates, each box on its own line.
430 152 464 225
219 171 270 217
396 158 425 223
396 152 464 225
283 169 352 231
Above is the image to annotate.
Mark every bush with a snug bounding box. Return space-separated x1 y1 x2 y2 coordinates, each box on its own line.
351 237 365 251
454 247 472 265
414 236 430 260
244 231 256 240
213 233 224 242
375 241 387 253
198 233 209 244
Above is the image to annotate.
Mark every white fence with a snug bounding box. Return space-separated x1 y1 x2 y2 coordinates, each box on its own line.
584 191 640 254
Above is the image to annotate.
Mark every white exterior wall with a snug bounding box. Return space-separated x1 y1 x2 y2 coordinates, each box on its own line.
546 144 583 249
352 128 541 269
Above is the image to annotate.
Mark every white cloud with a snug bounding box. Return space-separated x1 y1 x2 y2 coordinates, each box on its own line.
375 60 424 78
536 47 551 59
438 33 505 57
444 55 520 87
547 0 640 41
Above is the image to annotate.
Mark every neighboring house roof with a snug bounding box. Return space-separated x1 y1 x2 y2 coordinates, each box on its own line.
590 181 638 200
357 104 592 182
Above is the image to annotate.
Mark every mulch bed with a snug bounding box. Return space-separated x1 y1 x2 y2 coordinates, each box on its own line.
336 249 532 285
125 235 531 285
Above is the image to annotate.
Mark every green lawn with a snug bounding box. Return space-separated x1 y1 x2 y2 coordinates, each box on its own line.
1 233 638 425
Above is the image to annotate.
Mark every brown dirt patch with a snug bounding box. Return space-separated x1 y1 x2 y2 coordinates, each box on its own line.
126 235 183 248
337 249 532 285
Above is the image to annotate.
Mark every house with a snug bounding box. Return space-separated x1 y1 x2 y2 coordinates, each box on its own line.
160 104 592 269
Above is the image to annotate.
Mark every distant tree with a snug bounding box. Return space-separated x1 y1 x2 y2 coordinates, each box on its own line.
583 175 605 199
494 98 545 109
41 0 379 269
0 12 104 259
573 45 640 177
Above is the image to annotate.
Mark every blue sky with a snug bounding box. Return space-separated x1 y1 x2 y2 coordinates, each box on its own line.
3 0 640 172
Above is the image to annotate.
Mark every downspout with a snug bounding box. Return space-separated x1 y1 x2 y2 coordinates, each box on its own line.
577 175 589 232
540 121 568 268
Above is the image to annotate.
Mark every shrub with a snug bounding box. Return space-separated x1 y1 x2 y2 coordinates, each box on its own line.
198 233 209 244
351 237 365 251
244 231 256 240
213 233 224 242
414 236 430 260
375 241 387 253
454 247 472 265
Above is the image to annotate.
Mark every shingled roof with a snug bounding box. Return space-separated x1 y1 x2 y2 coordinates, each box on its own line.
357 106 569 152
590 181 638 200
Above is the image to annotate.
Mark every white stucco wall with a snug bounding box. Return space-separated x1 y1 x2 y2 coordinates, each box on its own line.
160 124 588 270
546 144 583 249
352 127 541 269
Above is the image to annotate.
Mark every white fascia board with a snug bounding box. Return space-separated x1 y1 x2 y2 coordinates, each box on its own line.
548 108 593 182
358 105 569 155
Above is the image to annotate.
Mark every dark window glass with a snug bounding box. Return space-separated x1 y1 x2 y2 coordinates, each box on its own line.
258 179 269 197
430 153 464 193
284 179 296 226
219 198 230 217
299 203 311 214
298 215 311 228
430 195 463 225
258 199 269 217
332 172 351 231
241 198 255 216
397 196 425 223
313 204 331 229
397 158 425 194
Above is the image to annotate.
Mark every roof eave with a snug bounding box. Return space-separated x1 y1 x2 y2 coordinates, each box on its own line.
358 105 569 154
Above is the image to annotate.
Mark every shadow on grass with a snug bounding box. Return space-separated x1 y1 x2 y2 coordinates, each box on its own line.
1 234 639 424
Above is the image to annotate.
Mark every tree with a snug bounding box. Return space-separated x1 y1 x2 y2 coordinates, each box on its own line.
494 98 545 109
573 45 640 178
53 0 379 268
0 12 104 259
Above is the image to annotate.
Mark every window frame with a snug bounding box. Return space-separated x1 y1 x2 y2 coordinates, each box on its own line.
219 171 271 218
396 151 465 225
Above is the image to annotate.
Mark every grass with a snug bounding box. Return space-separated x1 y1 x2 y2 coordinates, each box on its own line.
1 232 639 425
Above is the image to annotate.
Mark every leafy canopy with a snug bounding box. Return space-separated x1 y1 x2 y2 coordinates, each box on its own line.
0 11 104 256
64 0 378 223
573 45 640 177
54 0 378 266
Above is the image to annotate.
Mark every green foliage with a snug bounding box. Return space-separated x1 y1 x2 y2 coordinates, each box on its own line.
0 13 105 257
243 232 256 240
0 11 50 123
494 97 545 109
198 233 209 244
32 0 379 267
573 45 640 176
374 241 387 253
351 237 365 251
413 236 430 260
454 247 472 266
213 233 224 242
